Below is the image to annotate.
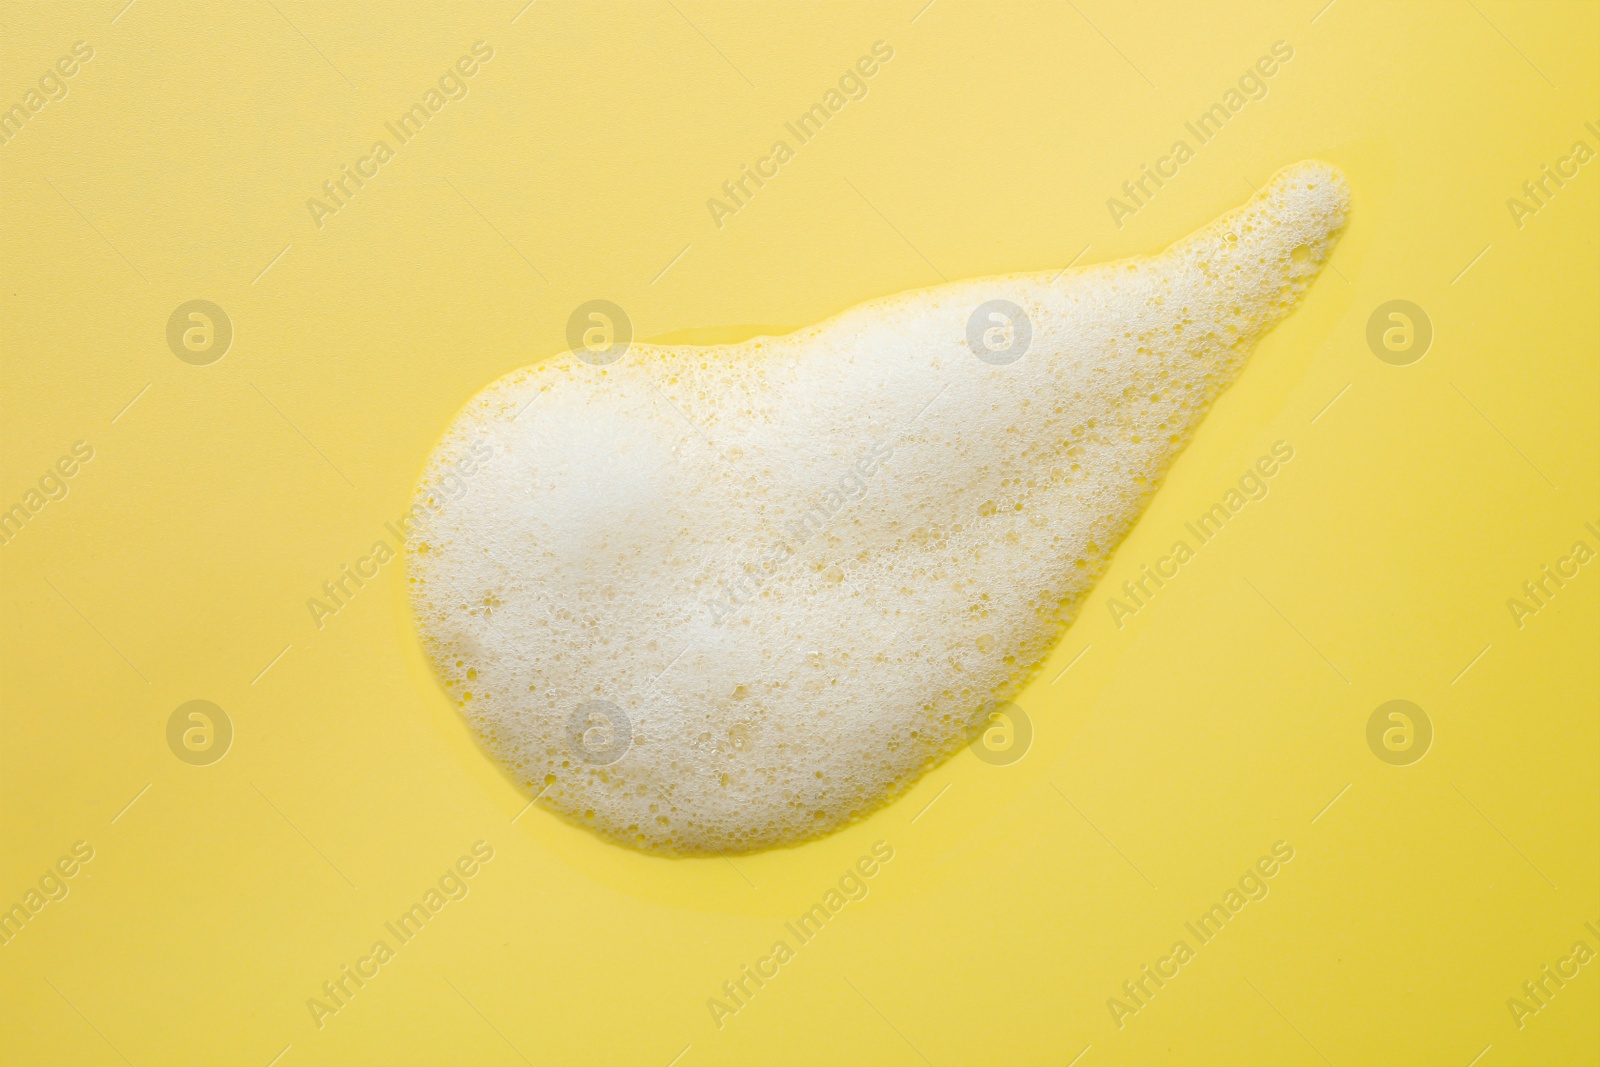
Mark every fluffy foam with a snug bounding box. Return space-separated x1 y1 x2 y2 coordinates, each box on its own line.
408 161 1350 855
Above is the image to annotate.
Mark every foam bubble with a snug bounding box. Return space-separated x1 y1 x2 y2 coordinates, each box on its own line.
408 161 1350 854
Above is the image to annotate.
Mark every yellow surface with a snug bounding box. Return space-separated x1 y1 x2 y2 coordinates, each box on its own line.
2 2 1596 1064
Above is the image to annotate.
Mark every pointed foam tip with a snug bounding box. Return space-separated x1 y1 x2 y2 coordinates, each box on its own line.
1172 158 1351 282
1250 160 1351 254
1262 159 1351 230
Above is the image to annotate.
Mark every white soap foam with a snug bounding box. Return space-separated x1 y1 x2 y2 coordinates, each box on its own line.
408 161 1350 854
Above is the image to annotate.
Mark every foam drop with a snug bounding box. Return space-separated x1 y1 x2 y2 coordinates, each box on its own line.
408 161 1351 854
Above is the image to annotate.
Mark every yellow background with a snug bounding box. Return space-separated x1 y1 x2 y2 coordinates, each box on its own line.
2 1 1596 1064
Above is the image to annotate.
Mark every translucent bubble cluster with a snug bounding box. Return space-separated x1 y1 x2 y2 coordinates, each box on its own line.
408 161 1350 854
